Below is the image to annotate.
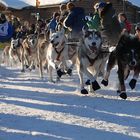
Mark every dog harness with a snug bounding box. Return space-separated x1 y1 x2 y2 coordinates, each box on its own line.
54 41 65 61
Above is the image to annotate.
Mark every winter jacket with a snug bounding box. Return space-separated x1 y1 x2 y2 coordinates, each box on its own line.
48 18 58 33
120 20 132 33
64 7 85 38
12 18 21 31
86 12 101 31
99 3 121 45
0 21 14 42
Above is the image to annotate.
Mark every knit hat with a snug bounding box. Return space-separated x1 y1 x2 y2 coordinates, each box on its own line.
97 2 106 9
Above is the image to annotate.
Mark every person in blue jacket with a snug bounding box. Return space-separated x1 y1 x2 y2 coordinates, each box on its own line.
47 12 60 35
63 2 85 39
0 13 14 42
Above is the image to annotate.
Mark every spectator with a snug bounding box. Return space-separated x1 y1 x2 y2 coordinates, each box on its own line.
0 13 14 42
16 25 27 39
23 21 29 29
28 23 36 35
118 13 132 33
11 16 21 31
36 19 46 34
135 23 140 40
86 3 101 31
59 4 69 23
11 16 21 38
98 2 121 46
63 2 85 39
47 12 60 34
0 13 7 24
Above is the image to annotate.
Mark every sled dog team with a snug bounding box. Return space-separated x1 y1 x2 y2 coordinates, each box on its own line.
2 26 140 100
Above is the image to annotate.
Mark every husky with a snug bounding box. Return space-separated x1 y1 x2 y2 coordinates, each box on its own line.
37 33 49 78
77 26 110 94
101 34 140 99
46 27 77 82
9 38 23 65
21 33 38 72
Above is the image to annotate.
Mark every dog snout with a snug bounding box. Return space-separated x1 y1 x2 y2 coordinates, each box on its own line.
50 40 54 44
12 44 16 50
92 42 96 46
130 60 136 66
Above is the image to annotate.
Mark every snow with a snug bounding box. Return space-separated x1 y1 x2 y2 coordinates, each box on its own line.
0 56 140 140
1 0 69 9
1 0 140 9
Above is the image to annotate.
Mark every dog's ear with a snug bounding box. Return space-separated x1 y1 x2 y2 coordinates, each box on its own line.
82 25 88 35
95 31 101 38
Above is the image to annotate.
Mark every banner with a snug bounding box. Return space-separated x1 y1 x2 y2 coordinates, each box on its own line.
0 21 13 42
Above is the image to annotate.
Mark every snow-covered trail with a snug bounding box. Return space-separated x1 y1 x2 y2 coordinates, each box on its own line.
0 65 140 140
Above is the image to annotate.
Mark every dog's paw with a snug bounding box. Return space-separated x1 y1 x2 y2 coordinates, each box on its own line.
81 89 88 94
117 90 121 93
92 80 101 91
129 79 137 89
32 65 36 70
21 69 25 73
67 68 72 76
25 65 29 69
101 79 108 86
56 76 60 82
57 69 65 78
43 65 48 70
85 79 91 85
49 80 55 83
119 92 127 100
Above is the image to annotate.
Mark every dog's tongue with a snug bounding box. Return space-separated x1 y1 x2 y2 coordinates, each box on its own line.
89 46 97 52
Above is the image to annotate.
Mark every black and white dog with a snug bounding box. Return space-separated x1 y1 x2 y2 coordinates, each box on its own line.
77 27 109 94
102 34 140 99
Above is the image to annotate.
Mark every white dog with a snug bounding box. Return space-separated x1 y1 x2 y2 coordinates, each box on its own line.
9 38 23 66
47 28 73 81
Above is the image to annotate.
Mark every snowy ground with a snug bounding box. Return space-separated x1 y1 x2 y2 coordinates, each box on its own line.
0 62 140 140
